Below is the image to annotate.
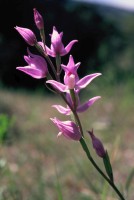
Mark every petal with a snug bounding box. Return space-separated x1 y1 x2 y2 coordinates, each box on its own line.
57 132 62 137
75 62 81 70
77 96 101 113
51 26 61 44
38 42 56 57
45 45 56 57
38 41 44 49
23 49 48 75
60 32 63 39
76 73 102 90
24 55 31 65
61 40 78 56
52 105 71 115
16 66 45 79
67 55 75 69
46 80 67 92
61 55 81 73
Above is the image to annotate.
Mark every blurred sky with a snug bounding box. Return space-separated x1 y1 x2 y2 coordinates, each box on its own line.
73 0 134 11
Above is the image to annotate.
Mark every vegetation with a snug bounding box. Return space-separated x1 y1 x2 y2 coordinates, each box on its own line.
0 79 133 199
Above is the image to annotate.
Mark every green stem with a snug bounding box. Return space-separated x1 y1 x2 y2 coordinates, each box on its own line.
80 137 125 200
40 28 46 53
60 93 84 137
45 54 58 79
56 54 61 80
69 89 77 111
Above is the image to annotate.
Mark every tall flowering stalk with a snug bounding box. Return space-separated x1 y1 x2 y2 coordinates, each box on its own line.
15 8 126 200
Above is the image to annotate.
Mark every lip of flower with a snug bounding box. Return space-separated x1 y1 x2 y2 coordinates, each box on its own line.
46 73 102 93
45 26 78 57
67 74 76 89
14 26 37 46
50 117 81 141
16 48 48 79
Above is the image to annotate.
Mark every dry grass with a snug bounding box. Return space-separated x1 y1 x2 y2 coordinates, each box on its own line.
0 85 133 200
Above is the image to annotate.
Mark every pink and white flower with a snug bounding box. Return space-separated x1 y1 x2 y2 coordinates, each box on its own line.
45 26 78 57
46 54 101 92
46 73 101 92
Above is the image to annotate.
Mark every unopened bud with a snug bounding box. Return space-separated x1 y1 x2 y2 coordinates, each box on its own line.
33 8 44 30
88 129 106 158
15 26 37 46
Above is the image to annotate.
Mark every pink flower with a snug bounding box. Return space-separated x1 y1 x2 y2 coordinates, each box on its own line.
16 49 48 79
45 26 78 57
46 55 101 92
46 73 101 92
33 8 44 30
15 26 37 46
50 118 81 141
88 129 106 158
52 95 101 115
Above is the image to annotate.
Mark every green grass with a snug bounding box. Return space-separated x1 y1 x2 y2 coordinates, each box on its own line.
0 81 133 200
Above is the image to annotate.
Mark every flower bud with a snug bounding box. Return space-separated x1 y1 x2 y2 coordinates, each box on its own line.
33 8 44 30
15 26 37 46
88 129 106 158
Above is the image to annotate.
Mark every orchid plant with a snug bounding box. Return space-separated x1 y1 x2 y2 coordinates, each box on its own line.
15 8 126 200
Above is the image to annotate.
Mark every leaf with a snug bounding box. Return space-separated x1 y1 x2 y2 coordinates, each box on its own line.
103 151 114 182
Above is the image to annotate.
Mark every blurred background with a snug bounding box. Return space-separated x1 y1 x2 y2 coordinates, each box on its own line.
0 0 134 200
